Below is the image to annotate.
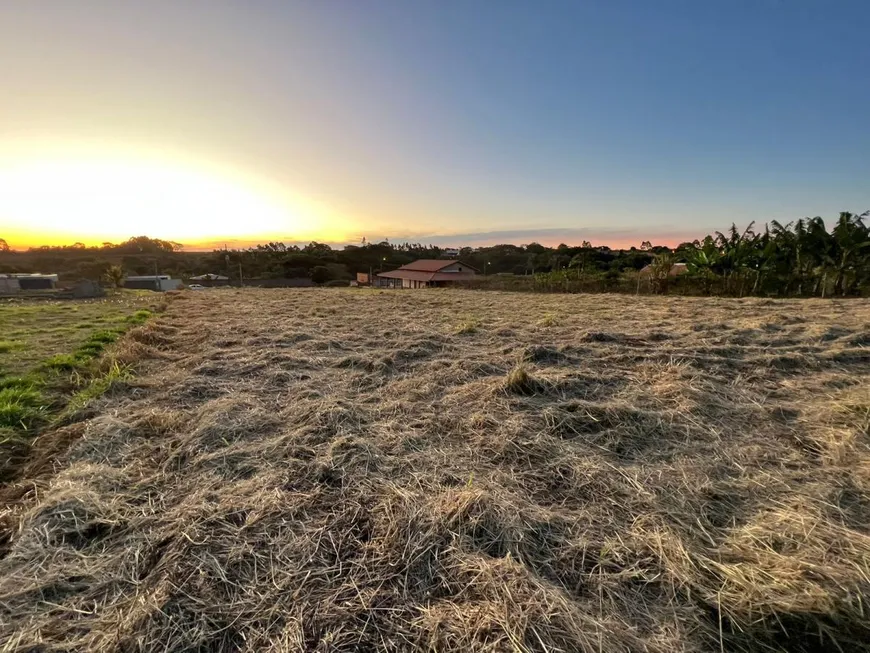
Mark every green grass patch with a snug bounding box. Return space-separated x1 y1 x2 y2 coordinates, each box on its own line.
0 295 160 477
42 353 84 371
0 386 46 429
64 361 132 417
126 309 153 325
87 329 123 344
0 375 44 391
73 330 122 360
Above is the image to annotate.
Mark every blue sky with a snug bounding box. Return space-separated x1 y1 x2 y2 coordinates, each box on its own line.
1 0 868 247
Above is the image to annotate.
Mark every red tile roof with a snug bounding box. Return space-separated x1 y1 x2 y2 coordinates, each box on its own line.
396 259 457 272
377 270 437 282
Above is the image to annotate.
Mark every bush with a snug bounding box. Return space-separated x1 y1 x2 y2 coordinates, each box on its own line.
325 279 349 287
310 265 332 284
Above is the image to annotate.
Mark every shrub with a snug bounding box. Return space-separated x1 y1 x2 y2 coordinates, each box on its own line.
310 266 332 284
102 265 126 288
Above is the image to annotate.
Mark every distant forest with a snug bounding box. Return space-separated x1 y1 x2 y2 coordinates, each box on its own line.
1 210 868 296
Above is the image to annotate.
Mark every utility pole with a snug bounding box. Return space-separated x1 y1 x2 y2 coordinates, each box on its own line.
238 261 244 287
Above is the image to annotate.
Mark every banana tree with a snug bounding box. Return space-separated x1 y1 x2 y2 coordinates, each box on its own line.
831 211 870 296
684 236 722 295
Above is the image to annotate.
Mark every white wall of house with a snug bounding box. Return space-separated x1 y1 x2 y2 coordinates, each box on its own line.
438 262 469 274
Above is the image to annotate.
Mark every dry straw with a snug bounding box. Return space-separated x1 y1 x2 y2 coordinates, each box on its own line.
1 289 869 652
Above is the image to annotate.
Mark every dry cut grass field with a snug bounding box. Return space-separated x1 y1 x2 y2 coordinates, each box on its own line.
2 289 870 652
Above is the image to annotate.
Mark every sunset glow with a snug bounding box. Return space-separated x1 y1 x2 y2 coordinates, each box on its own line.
0 148 349 249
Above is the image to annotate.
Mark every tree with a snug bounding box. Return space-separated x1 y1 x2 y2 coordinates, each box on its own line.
0 238 10 252
103 265 126 288
684 236 721 295
649 251 677 294
831 211 870 296
309 265 331 284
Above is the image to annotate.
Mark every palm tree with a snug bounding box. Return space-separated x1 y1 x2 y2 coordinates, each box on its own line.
103 265 126 289
649 251 677 294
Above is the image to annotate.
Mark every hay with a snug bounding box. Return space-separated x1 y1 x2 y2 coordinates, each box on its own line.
1 289 869 652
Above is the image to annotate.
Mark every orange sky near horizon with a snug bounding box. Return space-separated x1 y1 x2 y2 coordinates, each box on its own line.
0 143 361 251
0 142 699 252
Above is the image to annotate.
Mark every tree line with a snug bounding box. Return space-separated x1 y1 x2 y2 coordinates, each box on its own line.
1 211 867 296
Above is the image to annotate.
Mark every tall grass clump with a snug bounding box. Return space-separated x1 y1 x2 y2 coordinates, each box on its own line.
455 317 481 334
504 364 536 394
0 386 45 429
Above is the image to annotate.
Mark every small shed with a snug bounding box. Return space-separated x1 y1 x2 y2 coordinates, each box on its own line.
125 275 183 292
0 276 21 293
10 273 59 290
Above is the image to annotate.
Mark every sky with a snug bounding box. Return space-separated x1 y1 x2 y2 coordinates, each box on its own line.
1 0 868 250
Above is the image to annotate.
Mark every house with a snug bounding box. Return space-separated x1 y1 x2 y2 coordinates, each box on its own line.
639 262 689 277
189 273 230 287
376 259 478 289
189 273 229 281
124 275 183 292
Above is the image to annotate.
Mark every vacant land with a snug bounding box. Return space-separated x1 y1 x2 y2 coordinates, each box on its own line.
0 294 154 378
0 293 156 479
1 289 869 652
